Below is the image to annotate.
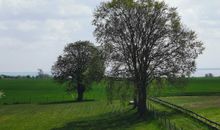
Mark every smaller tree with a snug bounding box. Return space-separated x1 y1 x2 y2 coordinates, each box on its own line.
52 41 105 101
37 69 50 79
205 73 214 78
37 69 44 77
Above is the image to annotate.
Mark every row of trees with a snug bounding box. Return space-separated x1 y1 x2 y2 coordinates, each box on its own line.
52 0 204 116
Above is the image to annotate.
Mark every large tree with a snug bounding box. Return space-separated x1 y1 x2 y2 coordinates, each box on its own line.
52 41 105 101
93 0 204 115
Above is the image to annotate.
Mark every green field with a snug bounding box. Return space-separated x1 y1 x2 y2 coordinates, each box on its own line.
0 79 107 104
0 79 164 130
160 96 220 123
149 101 210 130
0 101 166 130
150 77 220 96
1 77 220 104
0 77 220 130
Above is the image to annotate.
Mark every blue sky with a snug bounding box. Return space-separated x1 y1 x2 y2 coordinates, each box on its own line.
0 0 220 72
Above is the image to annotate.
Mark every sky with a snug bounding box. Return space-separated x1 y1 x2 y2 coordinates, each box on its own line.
0 0 220 73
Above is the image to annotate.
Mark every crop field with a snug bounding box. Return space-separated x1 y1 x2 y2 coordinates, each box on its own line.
0 77 220 130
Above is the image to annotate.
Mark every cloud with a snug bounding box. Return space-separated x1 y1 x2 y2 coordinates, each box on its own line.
0 0 95 72
163 0 220 68
16 20 38 32
58 0 92 16
0 0 220 72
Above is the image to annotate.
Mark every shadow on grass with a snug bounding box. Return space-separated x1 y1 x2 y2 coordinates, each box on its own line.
40 99 95 105
51 110 155 130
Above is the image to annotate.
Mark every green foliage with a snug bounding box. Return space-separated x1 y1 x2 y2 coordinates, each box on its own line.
94 0 204 114
148 78 168 96
82 49 105 88
107 0 135 8
52 41 105 101
106 79 134 105
148 77 189 97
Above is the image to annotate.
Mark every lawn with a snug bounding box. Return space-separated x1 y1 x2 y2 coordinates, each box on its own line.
149 100 210 130
0 78 165 130
160 96 220 123
0 101 164 130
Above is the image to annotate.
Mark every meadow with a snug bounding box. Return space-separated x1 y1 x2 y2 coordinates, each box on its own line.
0 79 107 104
160 96 220 123
149 77 220 96
0 101 165 130
0 77 220 130
149 101 211 130
0 78 164 130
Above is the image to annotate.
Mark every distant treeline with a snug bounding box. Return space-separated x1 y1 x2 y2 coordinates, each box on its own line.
0 69 52 79
0 74 51 79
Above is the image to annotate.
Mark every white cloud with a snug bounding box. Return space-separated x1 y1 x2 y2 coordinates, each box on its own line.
43 19 82 41
0 0 220 72
0 0 95 72
0 0 47 15
0 22 7 30
58 0 92 16
16 20 38 32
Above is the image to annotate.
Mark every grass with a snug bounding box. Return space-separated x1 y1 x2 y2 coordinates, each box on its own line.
149 101 210 130
160 96 220 123
0 78 164 130
1 77 220 129
1 77 220 104
0 101 164 130
0 79 107 104
150 77 220 96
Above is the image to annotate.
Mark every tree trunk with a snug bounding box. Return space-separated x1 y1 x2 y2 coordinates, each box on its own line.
132 96 137 109
137 82 147 117
132 87 138 109
77 83 85 101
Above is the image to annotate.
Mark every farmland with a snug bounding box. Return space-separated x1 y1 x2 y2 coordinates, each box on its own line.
0 77 220 130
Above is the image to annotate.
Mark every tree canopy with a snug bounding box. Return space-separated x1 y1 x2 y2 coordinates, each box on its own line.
93 0 204 115
52 41 105 101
